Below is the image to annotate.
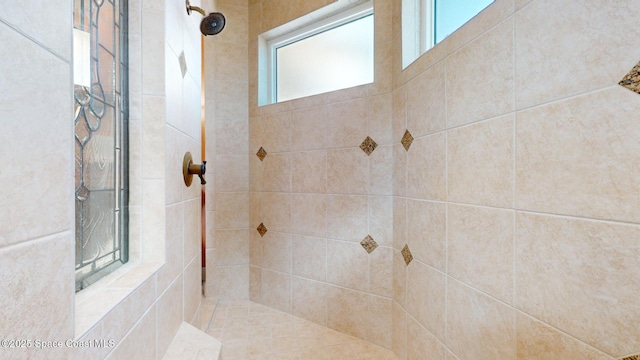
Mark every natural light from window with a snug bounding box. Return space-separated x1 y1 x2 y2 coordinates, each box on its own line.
276 15 374 102
402 0 493 68
258 1 374 105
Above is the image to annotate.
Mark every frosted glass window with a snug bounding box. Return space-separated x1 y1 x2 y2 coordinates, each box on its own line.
402 0 493 68
276 14 374 102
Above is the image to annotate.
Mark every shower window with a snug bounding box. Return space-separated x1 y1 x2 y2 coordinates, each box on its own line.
74 0 129 292
258 1 374 105
402 0 494 68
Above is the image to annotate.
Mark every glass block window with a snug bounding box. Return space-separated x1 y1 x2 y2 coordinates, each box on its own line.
74 0 129 292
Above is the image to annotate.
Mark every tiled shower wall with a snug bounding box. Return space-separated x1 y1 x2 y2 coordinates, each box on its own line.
204 0 251 300
247 0 396 348
391 0 640 359
240 0 640 359
1 0 205 358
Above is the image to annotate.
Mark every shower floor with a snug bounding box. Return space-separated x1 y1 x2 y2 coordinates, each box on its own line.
200 298 398 360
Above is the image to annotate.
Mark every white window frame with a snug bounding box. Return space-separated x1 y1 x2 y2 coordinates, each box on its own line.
258 0 374 105
402 0 494 68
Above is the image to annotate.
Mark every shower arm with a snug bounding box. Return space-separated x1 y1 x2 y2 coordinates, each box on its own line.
186 0 206 16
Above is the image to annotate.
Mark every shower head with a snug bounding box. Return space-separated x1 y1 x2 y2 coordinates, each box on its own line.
185 0 226 36
200 12 225 36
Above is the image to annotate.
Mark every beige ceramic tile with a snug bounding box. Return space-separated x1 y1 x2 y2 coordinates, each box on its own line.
289 0 330 23
448 204 514 304
212 265 249 300
447 279 516 360
406 133 446 201
407 317 446 360
369 196 393 247
369 145 394 196
515 0 640 109
406 261 446 342
261 0 290 31
0 2 70 59
141 11 165 95
326 285 370 340
184 258 202 324
215 113 249 156
406 199 446 271
106 306 157 360
215 229 250 266
514 0 532 11
392 86 407 142
262 231 292 274
326 148 370 195
516 87 640 223
263 153 292 192
367 94 394 146
392 143 407 197
291 193 326 238
0 25 71 246
392 302 407 360
292 235 327 282
325 98 368 149
292 277 327 326
0 234 74 341
516 212 640 356
369 246 393 297
261 192 292 233
261 269 292 313
516 313 614 360
446 19 514 127
215 155 249 192
365 295 393 348
407 61 447 137
291 105 328 151
216 2 249 44
261 112 292 153
250 266 262 303
291 150 327 193
143 180 166 263
142 96 166 180
326 240 369 292
215 192 250 229
393 250 407 308
326 195 369 242
447 114 514 208
392 197 407 252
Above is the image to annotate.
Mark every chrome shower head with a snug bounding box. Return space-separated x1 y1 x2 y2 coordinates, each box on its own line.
186 0 226 36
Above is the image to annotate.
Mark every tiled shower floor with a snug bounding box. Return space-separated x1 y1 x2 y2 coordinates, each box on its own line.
200 299 398 360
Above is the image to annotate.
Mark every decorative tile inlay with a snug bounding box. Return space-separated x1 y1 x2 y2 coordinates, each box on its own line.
401 130 414 151
360 235 379 254
360 136 378 156
256 223 267 237
619 61 640 95
256 147 267 161
620 355 640 360
401 244 413 266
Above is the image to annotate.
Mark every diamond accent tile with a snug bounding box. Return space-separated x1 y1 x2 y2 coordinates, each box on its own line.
256 147 267 161
401 130 414 151
359 136 378 156
619 60 640 95
620 355 640 360
360 235 379 254
256 223 267 237
401 244 413 266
